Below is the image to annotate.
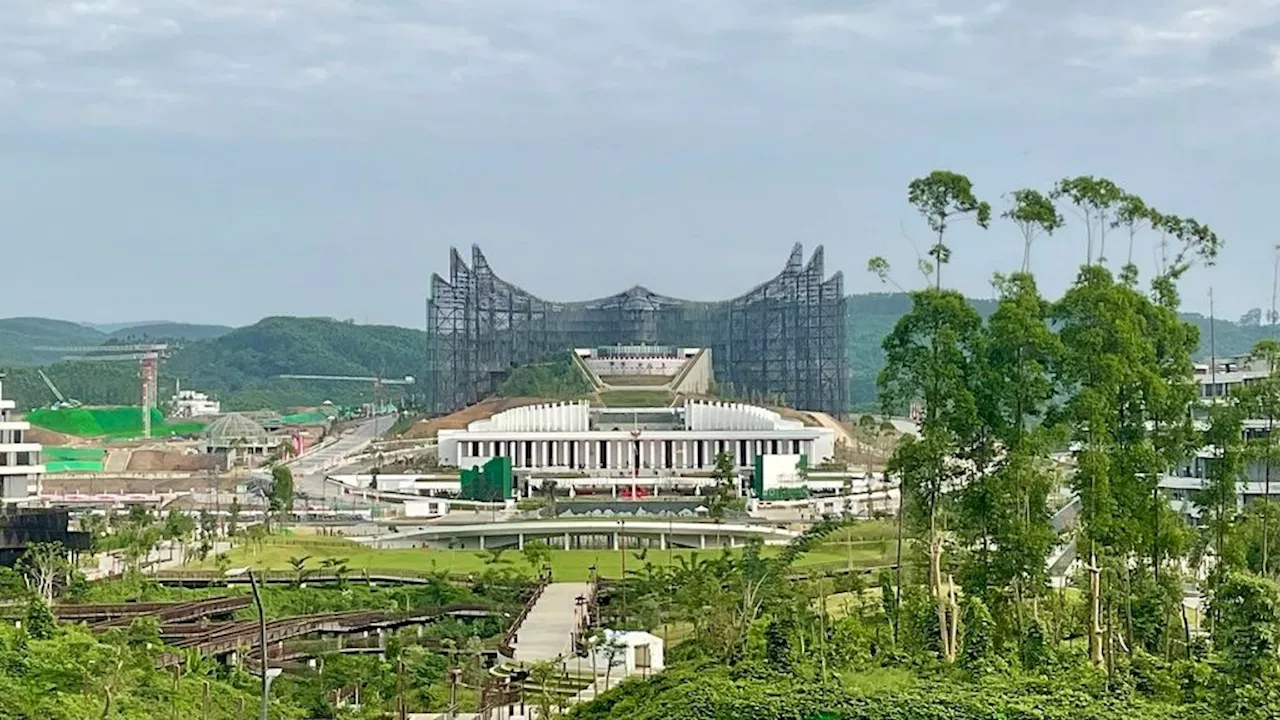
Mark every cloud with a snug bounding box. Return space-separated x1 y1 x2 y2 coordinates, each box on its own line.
1061 1 1280 96
0 0 1277 136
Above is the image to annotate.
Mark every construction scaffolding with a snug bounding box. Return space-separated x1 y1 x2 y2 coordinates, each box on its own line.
426 244 848 416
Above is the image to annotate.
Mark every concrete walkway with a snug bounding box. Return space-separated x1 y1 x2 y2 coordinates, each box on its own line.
512 582 592 663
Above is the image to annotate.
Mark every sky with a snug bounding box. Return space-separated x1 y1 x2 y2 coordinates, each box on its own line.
0 0 1278 328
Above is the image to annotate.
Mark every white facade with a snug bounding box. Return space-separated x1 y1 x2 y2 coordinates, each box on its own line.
437 399 836 472
592 630 665 677
1161 354 1280 519
0 379 42 501
172 389 221 417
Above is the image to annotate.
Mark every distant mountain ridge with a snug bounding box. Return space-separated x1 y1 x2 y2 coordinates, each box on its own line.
0 318 235 366
1 297 1274 413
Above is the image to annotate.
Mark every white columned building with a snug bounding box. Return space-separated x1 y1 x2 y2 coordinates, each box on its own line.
437 399 836 472
0 378 43 501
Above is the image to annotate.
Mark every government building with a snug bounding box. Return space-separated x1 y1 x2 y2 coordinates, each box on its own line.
437 399 836 472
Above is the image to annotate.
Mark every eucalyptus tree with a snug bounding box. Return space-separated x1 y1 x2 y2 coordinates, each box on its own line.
873 170 991 662
1002 188 1062 273
1052 182 1223 666
1199 386 1248 571
1240 339 1280 576
958 268 1061 638
1051 175 1123 266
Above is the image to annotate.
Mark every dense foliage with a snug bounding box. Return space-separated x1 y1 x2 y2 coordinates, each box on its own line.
497 352 595 399
572 170 1280 720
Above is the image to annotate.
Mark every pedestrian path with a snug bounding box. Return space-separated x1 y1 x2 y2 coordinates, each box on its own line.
511 582 592 663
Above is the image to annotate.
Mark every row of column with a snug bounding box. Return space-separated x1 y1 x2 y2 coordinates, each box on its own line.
460 437 813 470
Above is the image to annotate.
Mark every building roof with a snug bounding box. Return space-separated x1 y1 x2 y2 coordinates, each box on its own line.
204 413 269 444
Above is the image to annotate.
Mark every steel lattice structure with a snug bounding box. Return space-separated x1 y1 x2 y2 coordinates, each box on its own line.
426 244 848 416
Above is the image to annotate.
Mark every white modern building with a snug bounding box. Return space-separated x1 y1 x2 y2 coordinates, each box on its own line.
0 377 42 501
172 388 221 417
436 399 836 472
1161 353 1280 519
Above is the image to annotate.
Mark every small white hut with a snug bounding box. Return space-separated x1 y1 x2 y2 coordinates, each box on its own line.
591 629 665 678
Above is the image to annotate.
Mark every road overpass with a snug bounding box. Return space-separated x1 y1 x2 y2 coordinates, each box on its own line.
363 518 802 550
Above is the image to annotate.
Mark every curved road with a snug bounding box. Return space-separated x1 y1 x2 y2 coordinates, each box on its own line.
290 416 392 499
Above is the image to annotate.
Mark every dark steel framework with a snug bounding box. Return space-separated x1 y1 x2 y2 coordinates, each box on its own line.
426 244 848 416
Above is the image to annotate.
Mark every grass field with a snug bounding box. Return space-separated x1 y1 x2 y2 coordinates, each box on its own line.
194 531 896 582
597 390 673 407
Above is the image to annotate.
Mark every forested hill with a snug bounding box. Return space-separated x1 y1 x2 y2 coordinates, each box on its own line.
0 317 233 365
1 301 1273 413
0 317 426 411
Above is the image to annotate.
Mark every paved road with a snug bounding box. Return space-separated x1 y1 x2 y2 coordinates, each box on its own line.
512 582 593 663
291 416 391 498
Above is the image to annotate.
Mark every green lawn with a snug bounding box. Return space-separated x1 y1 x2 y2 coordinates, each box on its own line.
596 390 673 407
193 535 891 582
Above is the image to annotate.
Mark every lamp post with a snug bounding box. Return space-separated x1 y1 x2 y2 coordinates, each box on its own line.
629 428 641 500
247 570 279 720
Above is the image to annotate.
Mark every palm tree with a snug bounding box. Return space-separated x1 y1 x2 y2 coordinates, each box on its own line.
287 555 311 588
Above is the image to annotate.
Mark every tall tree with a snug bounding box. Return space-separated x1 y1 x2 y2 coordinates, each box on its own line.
1051 176 1123 266
959 268 1060 639
875 170 991 662
269 464 295 529
1002 188 1062 273
1242 339 1280 576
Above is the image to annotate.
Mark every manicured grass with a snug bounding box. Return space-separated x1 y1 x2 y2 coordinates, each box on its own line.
597 390 672 407
192 533 893 582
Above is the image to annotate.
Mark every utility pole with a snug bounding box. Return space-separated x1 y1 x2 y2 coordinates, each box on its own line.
249 570 270 720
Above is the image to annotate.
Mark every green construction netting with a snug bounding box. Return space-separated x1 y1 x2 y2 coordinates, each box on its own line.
27 407 206 438
43 447 107 462
44 460 104 474
280 411 333 426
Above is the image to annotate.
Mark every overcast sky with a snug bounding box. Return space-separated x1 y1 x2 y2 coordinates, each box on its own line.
0 0 1277 328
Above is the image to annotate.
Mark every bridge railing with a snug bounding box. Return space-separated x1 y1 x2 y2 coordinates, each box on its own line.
498 578 549 659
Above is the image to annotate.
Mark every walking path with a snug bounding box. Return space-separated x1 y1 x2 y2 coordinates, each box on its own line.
511 582 592 663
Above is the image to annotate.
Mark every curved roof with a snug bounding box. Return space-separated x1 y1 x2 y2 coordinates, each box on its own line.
429 243 843 309
205 413 269 444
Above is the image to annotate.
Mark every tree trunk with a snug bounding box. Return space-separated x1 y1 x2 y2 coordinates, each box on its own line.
947 572 959 660
929 535 952 661
1089 553 1104 666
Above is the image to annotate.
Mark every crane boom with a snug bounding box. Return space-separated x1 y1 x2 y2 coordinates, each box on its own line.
37 370 67 404
34 344 170 354
277 374 415 385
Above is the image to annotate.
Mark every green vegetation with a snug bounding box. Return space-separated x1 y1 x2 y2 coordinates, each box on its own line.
598 390 672 407
573 171 1280 720
190 535 887 581
1 316 425 412
0 318 231 365
5 501 530 719
26 406 205 439
497 351 594 399
3 300 1266 415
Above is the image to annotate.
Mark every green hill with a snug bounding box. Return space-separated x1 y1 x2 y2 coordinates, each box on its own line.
0 318 234 365
0 316 425 412
105 322 233 342
0 317 104 365
1 300 1272 415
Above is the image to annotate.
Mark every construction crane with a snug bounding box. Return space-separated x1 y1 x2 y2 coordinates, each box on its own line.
36 369 81 409
33 343 172 438
276 375 415 420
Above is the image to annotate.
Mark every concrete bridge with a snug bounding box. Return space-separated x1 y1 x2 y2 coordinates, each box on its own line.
363 518 802 550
